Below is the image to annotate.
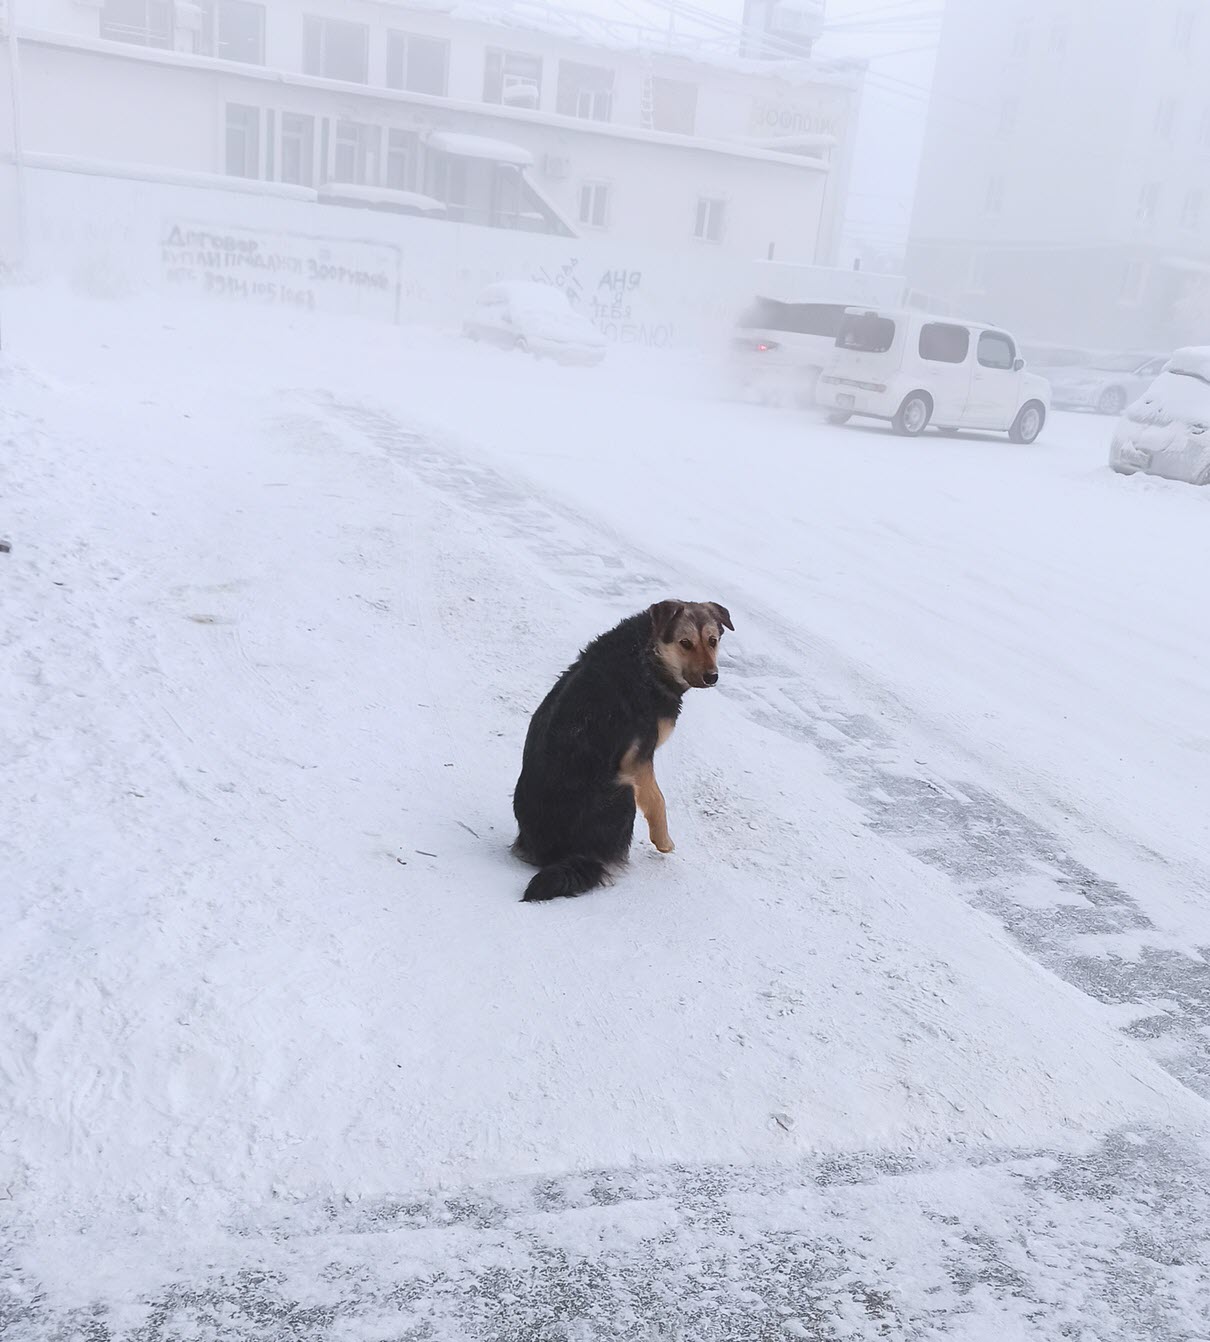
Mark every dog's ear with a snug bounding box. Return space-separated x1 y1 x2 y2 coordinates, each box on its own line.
648 600 685 642
707 602 734 632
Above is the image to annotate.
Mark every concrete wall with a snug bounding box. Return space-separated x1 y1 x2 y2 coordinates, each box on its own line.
1 163 902 346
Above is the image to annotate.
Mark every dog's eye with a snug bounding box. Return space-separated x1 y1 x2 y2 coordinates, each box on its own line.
708 637 717 648
679 638 694 651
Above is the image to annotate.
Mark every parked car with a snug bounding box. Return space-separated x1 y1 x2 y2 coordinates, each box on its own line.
728 298 851 407
1109 347 1210 486
1047 352 1170 416
463 282 606 366
816 309 1051 442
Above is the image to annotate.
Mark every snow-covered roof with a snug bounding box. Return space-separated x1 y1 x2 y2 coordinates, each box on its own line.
318 183 447 213
373 0 863 86
427 131 534 166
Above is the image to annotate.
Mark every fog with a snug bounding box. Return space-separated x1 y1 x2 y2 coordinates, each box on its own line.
5 3 1210 1339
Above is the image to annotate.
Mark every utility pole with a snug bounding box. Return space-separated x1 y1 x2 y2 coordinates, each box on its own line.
4 0 26 285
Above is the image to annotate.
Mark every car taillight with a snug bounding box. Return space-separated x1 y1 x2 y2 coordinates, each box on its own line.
754 340 779 352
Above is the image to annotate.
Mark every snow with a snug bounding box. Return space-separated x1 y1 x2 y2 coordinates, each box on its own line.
5 286 1210 1339
317 183 448 214
426 131 535 166
1169 346 1210 382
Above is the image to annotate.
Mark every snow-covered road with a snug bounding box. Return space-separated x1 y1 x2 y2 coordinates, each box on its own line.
4 291 1210 1339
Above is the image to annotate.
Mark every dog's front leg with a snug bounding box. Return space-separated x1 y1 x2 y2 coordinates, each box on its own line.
633 760 675 854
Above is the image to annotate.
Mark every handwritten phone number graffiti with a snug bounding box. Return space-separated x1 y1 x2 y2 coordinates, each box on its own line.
160 224 399 318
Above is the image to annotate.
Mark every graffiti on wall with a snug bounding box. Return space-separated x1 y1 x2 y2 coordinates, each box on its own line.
161 223 401 320
531 258 676 347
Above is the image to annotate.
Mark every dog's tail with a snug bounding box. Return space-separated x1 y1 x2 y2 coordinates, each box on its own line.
522 856 609 903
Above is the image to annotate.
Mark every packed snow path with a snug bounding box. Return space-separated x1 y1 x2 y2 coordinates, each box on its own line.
4 295 1210 1340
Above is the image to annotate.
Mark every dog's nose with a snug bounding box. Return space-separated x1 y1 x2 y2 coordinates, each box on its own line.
703 671 719 686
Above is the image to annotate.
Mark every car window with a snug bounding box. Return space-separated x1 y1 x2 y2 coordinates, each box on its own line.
919 323 970 364
837 312 896 353
738 300 847 337
1139 358 1168 376
978 331 1016 370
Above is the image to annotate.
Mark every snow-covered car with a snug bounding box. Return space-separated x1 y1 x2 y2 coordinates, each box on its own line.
1047 352 1169 416
1109 347 1210 486
463 282 606 366
816 309 1051 442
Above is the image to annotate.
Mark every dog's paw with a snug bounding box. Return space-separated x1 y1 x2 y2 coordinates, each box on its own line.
653 837 676 854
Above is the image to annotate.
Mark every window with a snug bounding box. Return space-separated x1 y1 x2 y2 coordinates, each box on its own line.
303 16 369 83
386 129 420 191
280 112 315 186
651 78 698 134
557 61 614 122
694 197 725 242
967 250 988 294
578 181 611 229
386 32 449 96
837 312 896 353
997 97 1019 137
1175 7 1196 48
484 49 542 108
984 176 1004 217
1137 181 1161 224
1181 188 1203 231
919 323 971 364
1120 260 1147 304
1154 97 1179 141
214 1 264 63
738 300 847 338
1049 22 1068 56
331 120 380 185
225 103 261 178
100 0 172 48
977 331 1016 370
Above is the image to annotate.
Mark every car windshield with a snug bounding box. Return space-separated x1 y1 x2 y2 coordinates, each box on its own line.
836 312 896 353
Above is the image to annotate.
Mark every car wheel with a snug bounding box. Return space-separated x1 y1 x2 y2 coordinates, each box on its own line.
826 411 852 425
1097 386 1127 416
1009 401 1046 444
892 392 932 437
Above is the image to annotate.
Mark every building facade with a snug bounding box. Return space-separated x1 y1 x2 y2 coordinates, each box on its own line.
2 0 864 267
906 0 1210 349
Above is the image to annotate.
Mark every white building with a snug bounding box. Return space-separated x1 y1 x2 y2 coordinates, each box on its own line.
1 0 864 267
907 0 1210 349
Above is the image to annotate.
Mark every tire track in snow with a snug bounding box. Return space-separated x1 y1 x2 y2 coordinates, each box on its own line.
6 1126 1208 1342
326 396 1210 1101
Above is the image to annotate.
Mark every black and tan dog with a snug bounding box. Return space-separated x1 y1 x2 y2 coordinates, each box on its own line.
512 600 733 902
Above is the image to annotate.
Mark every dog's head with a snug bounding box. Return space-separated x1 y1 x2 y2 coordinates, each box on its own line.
649 600 734 690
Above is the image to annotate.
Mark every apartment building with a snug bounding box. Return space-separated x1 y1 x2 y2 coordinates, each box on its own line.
906 0 1210 348
2 0 864 266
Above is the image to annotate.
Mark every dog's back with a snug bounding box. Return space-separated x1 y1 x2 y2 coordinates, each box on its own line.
513 615 657 901
513 602 732 902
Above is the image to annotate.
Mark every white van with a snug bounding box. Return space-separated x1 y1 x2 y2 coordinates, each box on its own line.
729 298 850 407
816 309 1051 442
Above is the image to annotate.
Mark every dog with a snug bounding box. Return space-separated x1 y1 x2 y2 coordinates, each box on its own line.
512 600 734 902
